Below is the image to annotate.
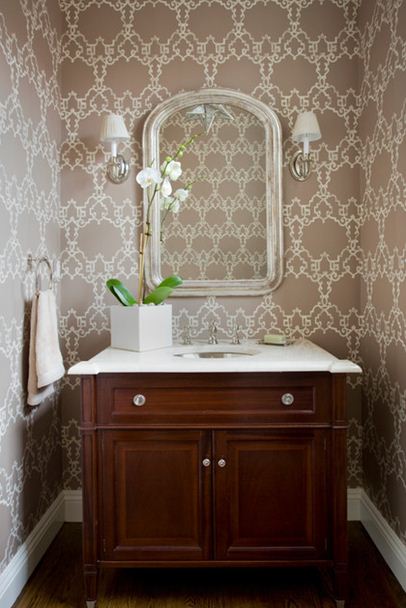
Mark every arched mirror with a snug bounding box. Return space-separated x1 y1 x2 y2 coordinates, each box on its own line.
143 88 283 296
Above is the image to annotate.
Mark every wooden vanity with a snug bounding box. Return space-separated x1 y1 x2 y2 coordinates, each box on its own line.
70 341 361 607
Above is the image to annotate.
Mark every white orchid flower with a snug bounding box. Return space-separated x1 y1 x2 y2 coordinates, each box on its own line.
161 177 172 197
160 196 181 214
162 160 182 181
136 167 161 189
171 200 181 213
174 188 189 202
161 196 173 210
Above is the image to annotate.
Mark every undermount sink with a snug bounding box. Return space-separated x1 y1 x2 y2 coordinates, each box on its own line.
173 348 258 359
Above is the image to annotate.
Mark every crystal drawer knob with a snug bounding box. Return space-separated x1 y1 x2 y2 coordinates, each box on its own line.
202 458 211 467
132 394 146 407
281 392 294 406
218 458 226 468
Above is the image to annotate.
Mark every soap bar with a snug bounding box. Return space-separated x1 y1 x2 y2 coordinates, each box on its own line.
263 333 287 345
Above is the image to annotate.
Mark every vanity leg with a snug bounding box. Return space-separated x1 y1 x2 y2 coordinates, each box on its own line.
84 564 98 607
81 382 99 608
331 377 349 608
332 564 347 608
82 442 99 608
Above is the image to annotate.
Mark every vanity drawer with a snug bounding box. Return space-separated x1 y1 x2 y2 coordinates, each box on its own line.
96 373 331 426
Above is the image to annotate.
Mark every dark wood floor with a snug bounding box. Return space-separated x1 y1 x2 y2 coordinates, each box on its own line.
12 523 406 607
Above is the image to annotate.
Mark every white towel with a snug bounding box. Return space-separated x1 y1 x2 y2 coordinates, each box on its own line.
27 289 65 406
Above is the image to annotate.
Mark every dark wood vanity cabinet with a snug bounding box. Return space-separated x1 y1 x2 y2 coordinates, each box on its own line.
80 372 348 607
101 429 211 562
214 429 328 561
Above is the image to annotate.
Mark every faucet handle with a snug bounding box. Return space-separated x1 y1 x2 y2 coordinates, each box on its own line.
231 324 243 345
181 323 192 345
208 321 218 345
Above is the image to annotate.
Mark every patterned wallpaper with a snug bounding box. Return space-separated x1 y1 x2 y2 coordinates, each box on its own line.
59 0 363 492
359 0 406 542
0 1 62 574
161 108 268 281
4 0 405 578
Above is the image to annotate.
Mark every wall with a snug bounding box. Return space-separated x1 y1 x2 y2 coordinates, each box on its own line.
0 0 63 574
59 0 363 491
1 0 404 581
359 0 406 542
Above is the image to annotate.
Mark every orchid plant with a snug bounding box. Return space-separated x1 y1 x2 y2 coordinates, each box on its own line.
107 135 197 306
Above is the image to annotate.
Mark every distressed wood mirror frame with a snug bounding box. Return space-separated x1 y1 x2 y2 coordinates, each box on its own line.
142 88 283 297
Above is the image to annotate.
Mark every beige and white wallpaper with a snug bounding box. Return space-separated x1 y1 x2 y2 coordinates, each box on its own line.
59 0 363 492
1 0 405 579
0 0 63 574
359 0 406 542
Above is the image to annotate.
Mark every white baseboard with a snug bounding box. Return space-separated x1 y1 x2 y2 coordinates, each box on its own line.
1 487 405 608
63 489 82 522
359 489 406 592
347 487 362 521
0 492 64 608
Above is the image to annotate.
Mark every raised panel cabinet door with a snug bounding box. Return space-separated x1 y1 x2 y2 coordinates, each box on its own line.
101 430 212 561
214 429 328 561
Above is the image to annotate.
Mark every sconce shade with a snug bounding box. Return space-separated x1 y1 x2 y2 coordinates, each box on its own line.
100 113 130 142
292 111 321 143
290 111 321 181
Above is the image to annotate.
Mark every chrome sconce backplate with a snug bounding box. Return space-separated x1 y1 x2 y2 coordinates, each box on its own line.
106 155 129 184
290 150 312 181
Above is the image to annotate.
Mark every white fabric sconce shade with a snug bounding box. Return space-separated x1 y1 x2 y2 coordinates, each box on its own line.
100 113 130 184
292 111 321 155
100 113 130 156
100 113 130 141
290 111 321 181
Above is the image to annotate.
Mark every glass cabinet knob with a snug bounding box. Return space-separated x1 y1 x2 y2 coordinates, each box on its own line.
202 458 211 467
281 392 294 406
217 458 226 468
132 394 146 407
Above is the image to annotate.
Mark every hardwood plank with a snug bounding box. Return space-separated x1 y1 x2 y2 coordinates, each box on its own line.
12 523 406 608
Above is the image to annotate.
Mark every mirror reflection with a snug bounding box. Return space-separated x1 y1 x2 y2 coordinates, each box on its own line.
160 105 267 282
143 89 283 296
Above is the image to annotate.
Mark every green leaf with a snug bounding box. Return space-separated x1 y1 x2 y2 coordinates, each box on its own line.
106 279 137 307
158 275 183 289
143 286 173 305
143 275 183 305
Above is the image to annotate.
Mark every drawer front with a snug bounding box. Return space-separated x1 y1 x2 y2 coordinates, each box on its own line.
96 373 331 425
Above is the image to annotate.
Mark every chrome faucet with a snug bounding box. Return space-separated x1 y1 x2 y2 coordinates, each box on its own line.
231 324 243 345
208 322 218 345
181 324 192 345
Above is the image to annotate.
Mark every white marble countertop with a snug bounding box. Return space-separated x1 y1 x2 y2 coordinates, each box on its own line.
68 339 362 375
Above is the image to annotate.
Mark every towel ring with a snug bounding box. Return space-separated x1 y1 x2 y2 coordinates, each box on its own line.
36 257 53 291
27 254 54 292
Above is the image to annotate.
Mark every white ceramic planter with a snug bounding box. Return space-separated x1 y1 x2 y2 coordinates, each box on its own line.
110 304 172 352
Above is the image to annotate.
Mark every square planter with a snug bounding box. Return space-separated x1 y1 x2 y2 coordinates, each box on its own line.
110 304 173 352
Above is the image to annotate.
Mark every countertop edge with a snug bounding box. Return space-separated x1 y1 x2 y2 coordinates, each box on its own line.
68 362 99 375
68 362 363 376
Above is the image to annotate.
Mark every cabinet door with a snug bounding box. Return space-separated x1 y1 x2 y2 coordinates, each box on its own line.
101 430 211 561
214 429 327 561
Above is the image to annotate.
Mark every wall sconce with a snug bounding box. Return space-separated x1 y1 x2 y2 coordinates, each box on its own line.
100 113 130 184
290 111 321 181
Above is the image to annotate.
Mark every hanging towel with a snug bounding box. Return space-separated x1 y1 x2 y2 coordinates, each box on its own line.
27 289 65 406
